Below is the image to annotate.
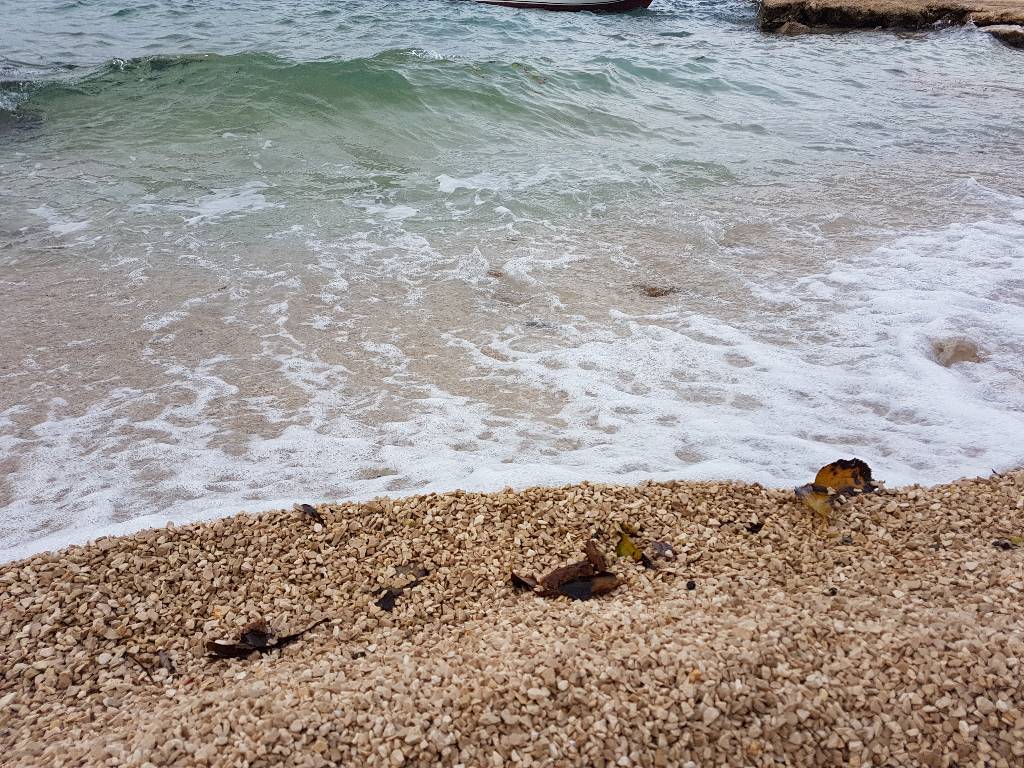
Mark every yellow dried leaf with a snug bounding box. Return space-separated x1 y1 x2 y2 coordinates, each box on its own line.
796 484 832 521
616 530 642 561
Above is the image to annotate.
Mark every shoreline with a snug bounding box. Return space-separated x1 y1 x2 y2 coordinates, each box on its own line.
3 471 1021 766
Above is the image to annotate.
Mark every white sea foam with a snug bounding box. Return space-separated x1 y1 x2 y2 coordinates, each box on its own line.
4 193 1022 563
28 205 90 235
130 181 283 225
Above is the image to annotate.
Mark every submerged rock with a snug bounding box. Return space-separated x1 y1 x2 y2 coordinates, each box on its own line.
930 337 984 367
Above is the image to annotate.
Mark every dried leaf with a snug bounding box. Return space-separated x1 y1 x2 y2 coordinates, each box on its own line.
796 483 832 521
616 530 642 562
651 540 676 560
1009 535 1024 546
206 618 327 659
813 459 875 494
557 572 620 601
510 571 538 591
206 640 255 659
584 540 607 571
239 619 274 649
374 588 402 613
158 650 176 675
639 285 679 298
539 560 595 594
296 503 325 526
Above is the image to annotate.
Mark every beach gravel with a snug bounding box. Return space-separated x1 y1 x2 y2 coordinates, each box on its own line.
1 471 1022 766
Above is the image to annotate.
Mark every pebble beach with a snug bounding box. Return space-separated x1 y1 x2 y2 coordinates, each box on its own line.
3 470 1022 767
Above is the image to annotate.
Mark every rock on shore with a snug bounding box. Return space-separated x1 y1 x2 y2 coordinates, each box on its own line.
758 0 1024 32
984 22 1024 44
2 472 1023 766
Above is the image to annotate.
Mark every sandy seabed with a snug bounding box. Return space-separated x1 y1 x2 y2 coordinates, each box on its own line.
1 471 1022 767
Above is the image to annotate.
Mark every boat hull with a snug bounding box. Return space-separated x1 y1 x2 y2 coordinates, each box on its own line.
474 0 653 11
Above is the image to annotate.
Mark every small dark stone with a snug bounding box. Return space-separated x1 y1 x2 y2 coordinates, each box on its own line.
992 539 1015 551
826 587 838 597
746 521 764 535
840 535 854 546
686 580 696 591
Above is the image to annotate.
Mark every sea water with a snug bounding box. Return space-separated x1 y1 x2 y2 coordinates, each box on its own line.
1 0 1022 559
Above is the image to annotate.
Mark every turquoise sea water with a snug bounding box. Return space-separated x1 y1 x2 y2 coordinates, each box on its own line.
1 1 1023 558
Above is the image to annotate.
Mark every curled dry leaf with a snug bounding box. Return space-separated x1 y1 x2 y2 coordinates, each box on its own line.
796 483 832 521
374 563 430 612
584 540 607 571
158 650 175 675
513 538 625 602
650 541 676 560
539 560 595 594
557 572 620 601
510 571 538 591
374 589 402 613
639 285 679 298
813 459 876 495
798 459 879 524
206 618 327 659
296 503 325 526
992 539 1019 551
616 530 642 562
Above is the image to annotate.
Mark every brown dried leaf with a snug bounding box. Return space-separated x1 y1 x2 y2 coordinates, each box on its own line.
584 540 607 571
296 503 325 526
374 588 402 613
510 571 538 591
558 572 621 601
239 619 275 649
640 285 679 298
539 560 595 594
206 618 327 659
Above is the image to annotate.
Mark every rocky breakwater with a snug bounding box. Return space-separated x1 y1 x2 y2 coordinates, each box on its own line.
758 0 1024 45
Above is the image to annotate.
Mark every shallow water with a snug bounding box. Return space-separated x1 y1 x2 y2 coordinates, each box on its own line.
2 0 1023 559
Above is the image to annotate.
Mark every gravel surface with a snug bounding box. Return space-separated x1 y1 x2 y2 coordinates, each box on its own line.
2 471 1022 767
